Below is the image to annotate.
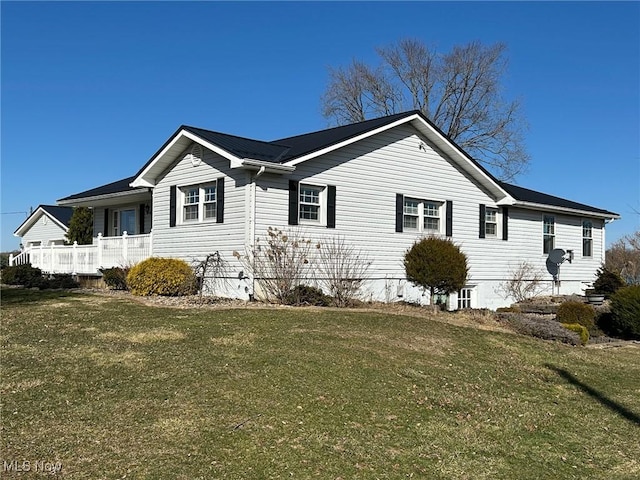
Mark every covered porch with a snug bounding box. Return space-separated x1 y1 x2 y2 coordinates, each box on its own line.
10 232 152 275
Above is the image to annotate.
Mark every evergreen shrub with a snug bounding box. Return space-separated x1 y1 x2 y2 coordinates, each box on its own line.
1 264 45 288
603 285 640 339
592 266 626 298
126 258 197 296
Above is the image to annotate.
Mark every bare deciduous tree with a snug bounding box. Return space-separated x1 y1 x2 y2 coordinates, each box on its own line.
606 230 640 285
321 39 529 180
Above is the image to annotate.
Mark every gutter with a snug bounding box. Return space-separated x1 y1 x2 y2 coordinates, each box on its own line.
230 158 296 173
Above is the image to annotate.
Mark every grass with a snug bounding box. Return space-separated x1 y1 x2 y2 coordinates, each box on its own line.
1 288 639 479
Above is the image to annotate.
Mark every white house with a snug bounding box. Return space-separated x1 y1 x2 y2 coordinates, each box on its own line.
14 111 619 309
13 205 74 248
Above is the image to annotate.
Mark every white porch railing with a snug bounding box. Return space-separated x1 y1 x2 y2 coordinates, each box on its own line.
9 232 152 275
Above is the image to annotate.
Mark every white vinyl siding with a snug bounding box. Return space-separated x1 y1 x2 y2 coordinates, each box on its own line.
21 213 68 247
151 145 246 271
251 124 607 309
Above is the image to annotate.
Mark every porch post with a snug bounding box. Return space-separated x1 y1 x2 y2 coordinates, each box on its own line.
50 243 55 273
122 231 128 264
97 233 103 269
72 241 78 275
9 253 14 267
149 230 153 257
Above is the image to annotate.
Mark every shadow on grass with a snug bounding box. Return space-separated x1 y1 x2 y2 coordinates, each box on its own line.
547 364 640 426
0 287 77 306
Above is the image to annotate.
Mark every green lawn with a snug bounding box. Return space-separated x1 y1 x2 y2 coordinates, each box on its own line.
1 288 639 479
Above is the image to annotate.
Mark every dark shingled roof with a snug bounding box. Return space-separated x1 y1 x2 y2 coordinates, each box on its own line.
57 111 617 218
59 176 139 201
182 126 290 163
270 111 415 162
498 182 618 216
40 205 74 227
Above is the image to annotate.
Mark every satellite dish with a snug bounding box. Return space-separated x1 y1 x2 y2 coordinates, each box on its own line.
546 258 560 278
548 248 566 265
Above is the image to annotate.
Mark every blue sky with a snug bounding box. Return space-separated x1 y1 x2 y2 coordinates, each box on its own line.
1 1 638 251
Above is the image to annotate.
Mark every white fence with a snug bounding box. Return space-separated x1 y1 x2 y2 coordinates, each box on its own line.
10 232 152 275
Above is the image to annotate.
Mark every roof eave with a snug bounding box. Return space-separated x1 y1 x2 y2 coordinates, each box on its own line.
131 129 243 188
57 189 150 207
514 201 620 220
283 112 511 203
13 207 69 237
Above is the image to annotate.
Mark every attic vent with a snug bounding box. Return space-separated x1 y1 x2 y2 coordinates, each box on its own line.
189 144 203 166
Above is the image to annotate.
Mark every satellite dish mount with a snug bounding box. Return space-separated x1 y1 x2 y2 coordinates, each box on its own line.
546 248 572 295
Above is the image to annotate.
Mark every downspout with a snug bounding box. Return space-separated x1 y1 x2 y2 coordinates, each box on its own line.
249 166 266 299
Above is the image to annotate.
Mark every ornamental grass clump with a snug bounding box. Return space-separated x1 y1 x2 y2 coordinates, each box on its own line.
126 257 196 296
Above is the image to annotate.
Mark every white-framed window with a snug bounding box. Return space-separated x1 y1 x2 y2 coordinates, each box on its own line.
543 215 555 254
457 287 473 309
404 197 443 233
113 208 137 236
582 220 593 257
181 183 217 223
203 185 217 220
485 208 498 237
299 184 323 222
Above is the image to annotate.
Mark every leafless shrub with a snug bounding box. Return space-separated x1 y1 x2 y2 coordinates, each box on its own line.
234 227 314 303
498 261 548 303
315 235 372 307
192 251 231 301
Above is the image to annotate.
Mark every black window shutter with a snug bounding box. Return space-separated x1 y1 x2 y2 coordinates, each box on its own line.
139 204 145 234
216 177 225 223
327 185 336 228
104 208 109 237
479 204 486 239
502 206 509 241
446 200 453 237
169 186 177 227
288 180 299 225
395 194 404 232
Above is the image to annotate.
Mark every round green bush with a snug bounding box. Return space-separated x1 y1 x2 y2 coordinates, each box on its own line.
606 285 640 339
126 257 196 296
404 236 468 300
556 301 595 332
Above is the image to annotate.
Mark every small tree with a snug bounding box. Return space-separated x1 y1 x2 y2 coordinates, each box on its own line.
66 207 93 245
404 236 468 308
